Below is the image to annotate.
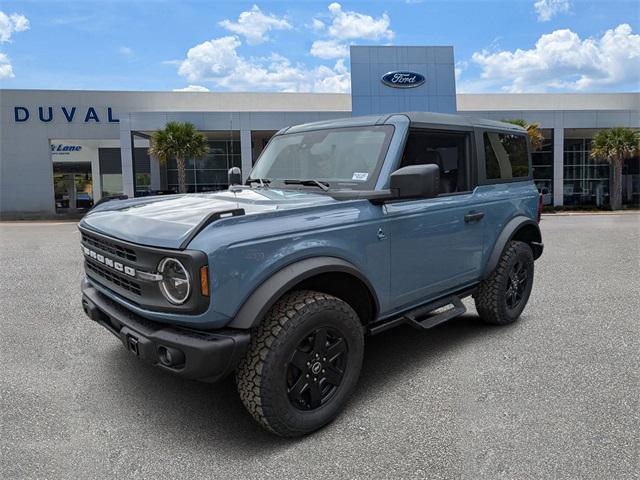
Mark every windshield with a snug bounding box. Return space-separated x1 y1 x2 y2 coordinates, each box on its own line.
249 125 394 190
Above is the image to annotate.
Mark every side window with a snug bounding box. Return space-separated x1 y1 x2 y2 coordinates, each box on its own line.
483 132 530 180
401 130 470 194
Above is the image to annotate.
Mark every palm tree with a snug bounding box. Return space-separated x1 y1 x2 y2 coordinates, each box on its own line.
148 122 209 194
503 119 545 151
590 128 640 210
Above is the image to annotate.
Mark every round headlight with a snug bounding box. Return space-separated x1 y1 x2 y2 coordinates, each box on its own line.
158 258 191 304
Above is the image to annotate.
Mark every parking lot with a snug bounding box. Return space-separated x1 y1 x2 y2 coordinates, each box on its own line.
1 214 638 479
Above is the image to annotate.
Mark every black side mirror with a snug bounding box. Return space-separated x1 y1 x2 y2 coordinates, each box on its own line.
390 164 440 199
228 167 242 186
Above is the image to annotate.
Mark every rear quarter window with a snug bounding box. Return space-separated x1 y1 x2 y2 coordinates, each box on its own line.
483 132 530 180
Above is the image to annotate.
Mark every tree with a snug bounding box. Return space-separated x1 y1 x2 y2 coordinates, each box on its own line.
590 128 640 210
503 119 545 151
148 122 209 194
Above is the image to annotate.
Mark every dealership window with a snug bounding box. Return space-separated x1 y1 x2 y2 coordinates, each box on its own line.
51 140 95 213
133 147 151 195
532 129 553 205
563 137 609 207
99 148 124 197
483 132 530 180
166 139 241 193
622 153 640 207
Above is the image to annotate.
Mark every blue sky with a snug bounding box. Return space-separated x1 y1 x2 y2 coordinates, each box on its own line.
0 0 638 93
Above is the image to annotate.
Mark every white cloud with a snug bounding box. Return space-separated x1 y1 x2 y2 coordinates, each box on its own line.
471 24 640 92
454 60 468 81
219 5 291 45
177 35 350 93
0 52 14 78
178 36 242 82
119 46 134 56
323 3 393 41
310 39 348 60
533 0 571 22
311 18 325 32
173 85 210 92
0 11 30 42
308 3 393 60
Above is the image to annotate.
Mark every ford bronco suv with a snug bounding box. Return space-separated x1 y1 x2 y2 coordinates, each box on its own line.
80 112 543 437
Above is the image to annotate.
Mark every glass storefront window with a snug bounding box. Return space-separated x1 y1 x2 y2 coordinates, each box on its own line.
165 139 241 193
563 137 610 207
53 166 93 213
532 129 553 205
101 174 123 197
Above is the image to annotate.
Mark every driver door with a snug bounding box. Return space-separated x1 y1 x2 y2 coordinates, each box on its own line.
385 128 485 311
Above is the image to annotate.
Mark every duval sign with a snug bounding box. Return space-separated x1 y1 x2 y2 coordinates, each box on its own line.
381 71 426 89
13 106 119 123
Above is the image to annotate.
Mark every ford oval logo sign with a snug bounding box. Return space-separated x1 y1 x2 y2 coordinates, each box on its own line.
381 71 426 89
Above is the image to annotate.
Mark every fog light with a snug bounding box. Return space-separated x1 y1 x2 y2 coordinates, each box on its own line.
158 346 185 367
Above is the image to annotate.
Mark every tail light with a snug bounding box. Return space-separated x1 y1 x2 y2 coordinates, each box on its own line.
537 192 544 223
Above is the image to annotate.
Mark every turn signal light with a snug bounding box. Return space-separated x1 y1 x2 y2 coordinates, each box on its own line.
200 265 210 297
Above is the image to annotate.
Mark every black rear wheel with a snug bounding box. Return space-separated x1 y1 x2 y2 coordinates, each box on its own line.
474 240 534 325
236 290 364 437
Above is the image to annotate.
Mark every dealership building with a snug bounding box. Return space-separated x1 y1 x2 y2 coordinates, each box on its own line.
1 45 638 217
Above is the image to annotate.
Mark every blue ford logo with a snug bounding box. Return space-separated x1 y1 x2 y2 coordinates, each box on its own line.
381 71 426 89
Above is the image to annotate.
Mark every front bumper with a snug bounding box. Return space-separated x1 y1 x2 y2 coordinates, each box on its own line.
81 279 250 382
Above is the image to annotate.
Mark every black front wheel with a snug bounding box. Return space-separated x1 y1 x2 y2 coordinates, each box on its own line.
236 290 364 437
474 240 535 325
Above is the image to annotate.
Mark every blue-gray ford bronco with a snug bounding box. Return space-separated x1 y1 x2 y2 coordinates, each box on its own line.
80 112 544 436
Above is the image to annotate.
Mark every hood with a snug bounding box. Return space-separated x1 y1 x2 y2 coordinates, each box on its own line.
80 188 335 249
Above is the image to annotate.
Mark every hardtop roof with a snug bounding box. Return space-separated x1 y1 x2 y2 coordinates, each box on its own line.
281 111 526 135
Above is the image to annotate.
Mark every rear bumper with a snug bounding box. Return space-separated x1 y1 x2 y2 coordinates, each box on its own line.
81 278 250 382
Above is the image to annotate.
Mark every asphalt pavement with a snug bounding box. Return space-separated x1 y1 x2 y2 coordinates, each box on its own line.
1 214 638 479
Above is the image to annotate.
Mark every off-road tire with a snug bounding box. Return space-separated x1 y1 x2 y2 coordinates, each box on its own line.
235 290 364 437
474 240 534 325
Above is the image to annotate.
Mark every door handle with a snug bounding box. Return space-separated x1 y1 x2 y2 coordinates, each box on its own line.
464 211 485 223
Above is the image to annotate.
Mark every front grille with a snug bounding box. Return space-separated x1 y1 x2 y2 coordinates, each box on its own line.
82 232 137 262
86 260 142 296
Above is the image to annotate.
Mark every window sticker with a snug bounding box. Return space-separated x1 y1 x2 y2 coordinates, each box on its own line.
352 172 369 181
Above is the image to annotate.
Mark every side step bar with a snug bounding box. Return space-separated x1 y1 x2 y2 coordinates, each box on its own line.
368 294 468 335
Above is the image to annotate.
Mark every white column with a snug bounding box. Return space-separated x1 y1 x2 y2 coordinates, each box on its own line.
553 126 564 207
119 117 135 197
240 129 252 182
91 149 102 202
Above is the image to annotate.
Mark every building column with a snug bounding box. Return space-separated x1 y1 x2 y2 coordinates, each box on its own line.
553 126 564 207
91 150 102 203
119 117 135 197
240 129 252 182
150 155 161 191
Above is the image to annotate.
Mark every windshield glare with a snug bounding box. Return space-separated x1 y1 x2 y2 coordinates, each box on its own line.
250 125 394 190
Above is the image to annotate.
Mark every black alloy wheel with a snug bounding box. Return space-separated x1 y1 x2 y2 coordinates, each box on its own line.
287 327 348 410
505 259 529 311
474 240 535 325
236 290 364 437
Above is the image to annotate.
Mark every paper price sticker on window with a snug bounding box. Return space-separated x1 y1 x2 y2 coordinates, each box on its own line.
352 172 369 181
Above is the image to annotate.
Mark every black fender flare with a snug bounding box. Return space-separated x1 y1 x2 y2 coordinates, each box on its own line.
482 216 543 279
227 256 380 330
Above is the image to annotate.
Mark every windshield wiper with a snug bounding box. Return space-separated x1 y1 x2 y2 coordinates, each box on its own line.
247 178 271 187
283 179 330 191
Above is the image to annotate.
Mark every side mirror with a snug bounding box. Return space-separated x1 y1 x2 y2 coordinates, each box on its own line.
228 167 242 186
390 164 440 199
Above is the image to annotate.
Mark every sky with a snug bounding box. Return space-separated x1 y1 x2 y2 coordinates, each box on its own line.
0 0 638 93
